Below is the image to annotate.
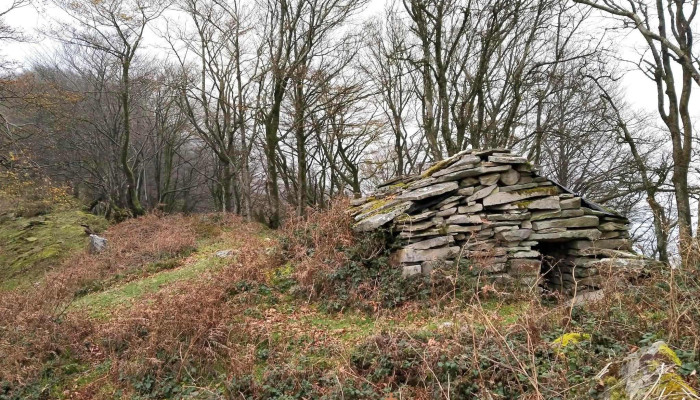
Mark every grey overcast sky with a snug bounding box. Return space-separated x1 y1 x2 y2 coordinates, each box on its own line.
1 0 695 117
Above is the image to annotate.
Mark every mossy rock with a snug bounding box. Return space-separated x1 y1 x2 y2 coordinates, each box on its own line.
606 341 698 400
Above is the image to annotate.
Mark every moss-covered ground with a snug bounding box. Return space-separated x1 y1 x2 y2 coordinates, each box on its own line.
0 210 108 290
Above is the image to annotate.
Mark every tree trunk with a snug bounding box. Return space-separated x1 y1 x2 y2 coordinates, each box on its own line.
120 59 145 216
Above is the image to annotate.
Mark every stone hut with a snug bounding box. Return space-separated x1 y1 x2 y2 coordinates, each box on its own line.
349 148 657 294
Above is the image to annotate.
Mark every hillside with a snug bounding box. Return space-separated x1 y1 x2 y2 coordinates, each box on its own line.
1 200 700 398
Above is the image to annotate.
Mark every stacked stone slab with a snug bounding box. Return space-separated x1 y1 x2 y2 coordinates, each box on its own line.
349 148 659 294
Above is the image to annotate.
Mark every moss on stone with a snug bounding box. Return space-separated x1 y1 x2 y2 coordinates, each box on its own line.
421 159 453 178
653 372 697 398
389 181 409 190
551 332 591 348
604 376 628 400
516 186 560 196
657 343 682 366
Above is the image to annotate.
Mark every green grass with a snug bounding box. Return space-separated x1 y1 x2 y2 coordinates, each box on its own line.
71 245 230 319
0 210 108 290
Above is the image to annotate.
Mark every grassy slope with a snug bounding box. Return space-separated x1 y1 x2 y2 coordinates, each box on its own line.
0 210 108 290
1 206 699 399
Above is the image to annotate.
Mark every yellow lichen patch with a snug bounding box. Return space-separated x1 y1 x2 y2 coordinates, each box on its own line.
652 372 697 399
551 332 591 348
657 343 683 366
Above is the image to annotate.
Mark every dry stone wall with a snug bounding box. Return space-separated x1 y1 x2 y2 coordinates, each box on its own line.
349 149 660 294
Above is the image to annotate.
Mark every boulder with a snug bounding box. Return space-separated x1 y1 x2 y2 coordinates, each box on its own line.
89 234 108 254
603 341 697 400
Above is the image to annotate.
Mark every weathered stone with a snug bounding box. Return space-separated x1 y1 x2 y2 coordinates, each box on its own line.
406 177 437 190
560 197 581 209
500 168 520 185
476 228 494 238
520 220 532 229
483 187 557 207
531 210 562 220
488 155 528 164
396 210 435 223
600 231 623 239
488 204 520 211
496 228 532 242
215 249 236 258
536 227 567 234
467 184 498 202
350 197 371 206
599 221 628 231
398 229 443 239
527 196 561 210
447 225 483 233
436 208 457 217
402 264 422 277
561 209 585 218
405 236 455 249
399 182 458 201
479 173 501 186
459 177 479 187
493 226 515 233
568 248 641 258
489 220 522 227
509 258 541 275
397 219 436 232
89 234 108 254
583 257 663 270
439 201 459 211
512 250 540 258
458 204 483 213
447 214 483 225
353 201 412 232
530 229 602 242
395 246 461 263
457 187 475 196
531 215 599 231
610 341 696 400
437 165 511 182
487 212 530 221
354 198 399 220
517 175 534 184
594 239 632 250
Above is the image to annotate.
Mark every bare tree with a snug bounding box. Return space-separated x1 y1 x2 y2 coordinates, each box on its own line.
573 0 699 261
168 0 256 215
256 0 367 226
48 0 167 216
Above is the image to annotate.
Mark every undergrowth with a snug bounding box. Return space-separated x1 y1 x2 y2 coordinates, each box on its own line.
0 201 699 399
